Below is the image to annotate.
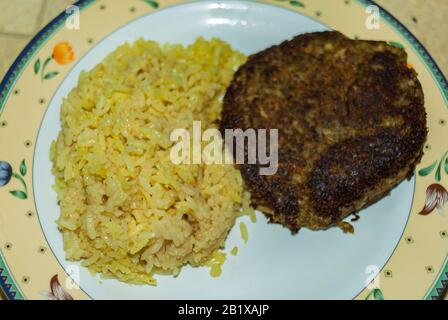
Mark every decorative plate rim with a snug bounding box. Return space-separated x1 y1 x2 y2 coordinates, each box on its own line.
0 0 446 300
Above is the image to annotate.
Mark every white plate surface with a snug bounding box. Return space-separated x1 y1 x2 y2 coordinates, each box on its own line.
34 0 413 299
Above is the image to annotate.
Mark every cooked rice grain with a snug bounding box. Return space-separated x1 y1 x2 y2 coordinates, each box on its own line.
51 38 248 285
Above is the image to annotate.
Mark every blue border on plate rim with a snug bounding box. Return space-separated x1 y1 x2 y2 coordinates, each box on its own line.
0 0 446 300
0 0 95 300
356 0 448 300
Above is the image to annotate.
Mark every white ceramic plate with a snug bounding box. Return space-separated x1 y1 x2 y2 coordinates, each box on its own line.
1 0 447 300
34 1 412 299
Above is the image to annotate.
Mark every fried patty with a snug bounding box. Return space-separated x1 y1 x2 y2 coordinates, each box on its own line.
220 31 427 232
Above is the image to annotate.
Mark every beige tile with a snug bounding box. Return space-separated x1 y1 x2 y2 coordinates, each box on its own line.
39 0 77 29
0 36 29 80
376 0 448 77
0 0 43 35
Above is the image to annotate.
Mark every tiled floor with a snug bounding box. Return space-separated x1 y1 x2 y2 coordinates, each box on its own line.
376 0 448 77
0 0 448 80
0 0 447 80
0 0 74 77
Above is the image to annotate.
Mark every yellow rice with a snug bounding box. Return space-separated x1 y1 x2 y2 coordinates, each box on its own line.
50 38 248 285
239 222 249 244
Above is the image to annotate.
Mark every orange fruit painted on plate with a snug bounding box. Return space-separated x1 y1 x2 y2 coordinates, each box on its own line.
53 42 74 65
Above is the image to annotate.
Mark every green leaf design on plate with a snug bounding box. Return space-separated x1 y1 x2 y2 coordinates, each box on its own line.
373 288 384 300
143 0 159 9
12 172 27 197
43 71 59 80
9 190 27 200
20 159 27 177
445 157 448 175
34 59 41 75
418 161 437 176
435 162 442 182
289 0 305 7
388 41 405 49
42 57 52 70
41 57 53 79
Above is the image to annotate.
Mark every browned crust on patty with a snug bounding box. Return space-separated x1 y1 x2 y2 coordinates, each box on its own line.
220 31 427 232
